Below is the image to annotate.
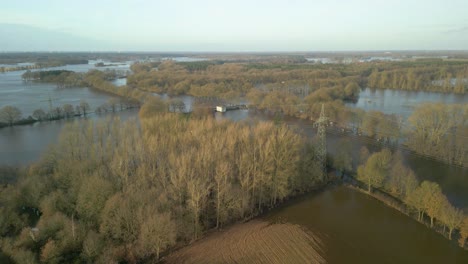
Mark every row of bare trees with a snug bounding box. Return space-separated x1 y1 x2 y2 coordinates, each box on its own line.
0 112 322 263
357 148 468 246
368 65 468 93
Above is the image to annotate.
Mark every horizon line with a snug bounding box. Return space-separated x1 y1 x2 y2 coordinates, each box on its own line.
1 49 468 54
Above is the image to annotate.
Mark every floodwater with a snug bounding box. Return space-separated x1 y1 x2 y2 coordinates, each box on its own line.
266 186 468 264
1 65 467 262
0 61 131 116
346 88 468 119
261 114 468 209
1 72 467 209
0 109 139 165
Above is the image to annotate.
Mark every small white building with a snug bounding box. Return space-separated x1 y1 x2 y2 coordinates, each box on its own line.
216 106 226 112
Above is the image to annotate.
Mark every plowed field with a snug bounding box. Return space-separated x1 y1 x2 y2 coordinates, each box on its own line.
164 220 325 264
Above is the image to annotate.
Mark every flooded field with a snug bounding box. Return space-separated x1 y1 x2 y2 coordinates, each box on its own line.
165 186 468 264
267 186 468 264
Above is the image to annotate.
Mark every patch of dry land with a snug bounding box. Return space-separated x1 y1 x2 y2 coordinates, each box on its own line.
164 220 325 264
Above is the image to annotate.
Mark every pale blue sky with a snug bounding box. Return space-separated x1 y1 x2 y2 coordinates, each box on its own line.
1 0 467 51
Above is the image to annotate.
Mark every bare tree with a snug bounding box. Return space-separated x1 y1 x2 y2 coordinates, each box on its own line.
62 104 75 118
32 108 47 121
80 100 90 116
440 201 464 240
0 105 22 126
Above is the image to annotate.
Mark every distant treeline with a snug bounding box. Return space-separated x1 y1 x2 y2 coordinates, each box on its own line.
368 63 468 93
22 70 76 84
0 59 88 73
128 60 467 101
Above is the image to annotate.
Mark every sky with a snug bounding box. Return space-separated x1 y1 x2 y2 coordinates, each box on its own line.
1 0 468 52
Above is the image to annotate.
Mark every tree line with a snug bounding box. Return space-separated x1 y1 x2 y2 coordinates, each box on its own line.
0 111 324 263
0 59 89 73
357 148 468 246
0 97 139 129
367 62 468 93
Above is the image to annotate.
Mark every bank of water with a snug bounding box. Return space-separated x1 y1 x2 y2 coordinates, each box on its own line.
251 113 468 209
265 186 468 264
346 88 468 119
0 109 139 165
0 61 132 117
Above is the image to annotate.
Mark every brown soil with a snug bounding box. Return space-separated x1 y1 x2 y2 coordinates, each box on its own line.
164 220 325 264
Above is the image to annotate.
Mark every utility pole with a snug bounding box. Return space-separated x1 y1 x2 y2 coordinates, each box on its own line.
314 104 328 181
39 94 58 120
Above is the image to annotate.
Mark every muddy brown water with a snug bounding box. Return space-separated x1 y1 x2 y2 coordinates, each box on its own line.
265 186 468 264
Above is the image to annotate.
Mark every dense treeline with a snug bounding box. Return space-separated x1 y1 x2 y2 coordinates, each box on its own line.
406 103 467 166
22 69 118 88
356 148 468 246
22 70 77 88
0 113 323 263
0 59 88 73
82 70 147 103
127 60 467 98
127 60 368 98
368 64 468 93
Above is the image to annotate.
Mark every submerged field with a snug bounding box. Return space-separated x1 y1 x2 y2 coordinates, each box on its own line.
164 220 325 264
